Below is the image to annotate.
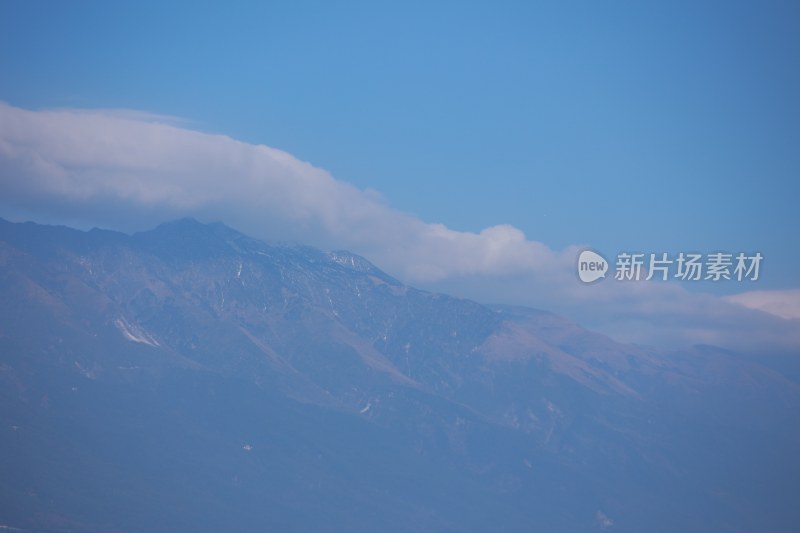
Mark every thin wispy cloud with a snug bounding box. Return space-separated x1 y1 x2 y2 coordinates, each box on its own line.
725 289 800 320
1 102 797 355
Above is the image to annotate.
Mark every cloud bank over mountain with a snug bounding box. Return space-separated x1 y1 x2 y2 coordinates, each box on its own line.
1 102 797 354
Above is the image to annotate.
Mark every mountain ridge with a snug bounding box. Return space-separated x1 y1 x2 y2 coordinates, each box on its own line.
1 217 798 532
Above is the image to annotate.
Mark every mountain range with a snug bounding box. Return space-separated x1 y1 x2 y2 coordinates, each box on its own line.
1 217 798 532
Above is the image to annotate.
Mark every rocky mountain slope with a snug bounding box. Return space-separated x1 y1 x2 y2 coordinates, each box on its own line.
1 218 798 532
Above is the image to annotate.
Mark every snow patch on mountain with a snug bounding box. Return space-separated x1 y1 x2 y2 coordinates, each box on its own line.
114 317 160 347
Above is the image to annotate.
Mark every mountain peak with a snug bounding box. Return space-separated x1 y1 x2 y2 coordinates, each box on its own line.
132 217 249 260
147 217 232 235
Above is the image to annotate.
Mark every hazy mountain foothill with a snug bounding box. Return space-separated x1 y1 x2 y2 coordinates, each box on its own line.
1 217 798 532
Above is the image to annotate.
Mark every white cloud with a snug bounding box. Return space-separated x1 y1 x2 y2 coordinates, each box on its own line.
1 102 798 355
725 289 800 320
0 101 562 282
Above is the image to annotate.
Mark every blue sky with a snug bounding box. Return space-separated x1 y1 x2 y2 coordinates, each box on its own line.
1 1 799 351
